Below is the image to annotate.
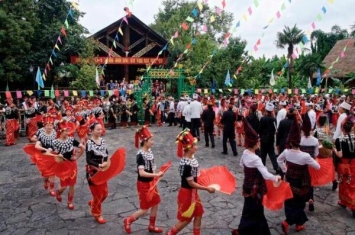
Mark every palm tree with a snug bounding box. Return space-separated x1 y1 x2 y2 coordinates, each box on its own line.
275 25 305 88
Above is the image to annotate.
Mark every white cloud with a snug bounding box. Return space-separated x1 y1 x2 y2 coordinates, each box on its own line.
79 0 355 59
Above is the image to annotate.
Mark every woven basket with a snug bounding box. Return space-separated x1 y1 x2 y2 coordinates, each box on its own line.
318 147 332 158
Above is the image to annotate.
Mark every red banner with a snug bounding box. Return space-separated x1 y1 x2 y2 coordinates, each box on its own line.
70 56 167 65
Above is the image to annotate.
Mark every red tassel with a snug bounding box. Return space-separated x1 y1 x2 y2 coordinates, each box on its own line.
135 132 139 148
177 142 183 158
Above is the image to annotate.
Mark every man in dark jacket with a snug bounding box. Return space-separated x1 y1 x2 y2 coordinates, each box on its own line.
201 101 216 148
276 107 296 154
246 104 259 134
221 98 237 156
259 103 278 171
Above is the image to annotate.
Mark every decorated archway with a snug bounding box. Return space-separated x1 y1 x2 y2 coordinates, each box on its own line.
135 69 195 124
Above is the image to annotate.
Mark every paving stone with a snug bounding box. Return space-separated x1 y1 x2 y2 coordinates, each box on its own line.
1 126 355 234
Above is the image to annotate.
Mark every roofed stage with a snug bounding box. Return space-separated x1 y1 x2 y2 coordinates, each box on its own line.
71 14 168 82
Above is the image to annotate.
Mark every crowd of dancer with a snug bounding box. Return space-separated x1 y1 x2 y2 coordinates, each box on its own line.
2 90 355 235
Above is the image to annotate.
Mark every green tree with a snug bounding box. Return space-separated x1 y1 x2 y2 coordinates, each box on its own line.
0 1 38 83
150 0 238 87
310 25 349 60
58 38 98 90
275 24 304 88
27 0 90 88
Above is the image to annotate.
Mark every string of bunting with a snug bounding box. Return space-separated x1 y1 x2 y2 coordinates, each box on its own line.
277 0 336 79
323 39 353 78
233 0 294 80
295 0 336 57
195 86 352 95
42 2 79 83
1 88 136 100
193 0 264 79
141 0 213 80
99 7 132 76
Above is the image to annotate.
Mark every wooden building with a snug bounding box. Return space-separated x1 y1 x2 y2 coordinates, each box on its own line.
71 14 168 82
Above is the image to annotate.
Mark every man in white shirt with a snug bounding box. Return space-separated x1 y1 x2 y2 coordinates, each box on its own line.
190 93 203 140
333 101 351 142
167 96 176 126
276 101 287 128
176 96 185 127
182 98 192 129
306 102 316 130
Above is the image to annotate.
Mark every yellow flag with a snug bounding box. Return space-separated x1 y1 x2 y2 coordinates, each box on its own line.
118 27 123 36
71 2 79 10
197 2 203 11
55 44 60 51
210 15 215 23
243 14 247 21
204 89 208 94
268 18 274 24
27 90 33 96
42 74 46 81
255 89 259 94
170 37 174 45
288 89 292 94
72 90 78 96
328 0 334 4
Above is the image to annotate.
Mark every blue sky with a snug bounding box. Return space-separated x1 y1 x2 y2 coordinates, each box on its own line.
79 0 355 58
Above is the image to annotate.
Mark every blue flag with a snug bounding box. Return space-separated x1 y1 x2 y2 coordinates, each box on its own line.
316 68 322 86
36 67 44 88
224 70 231 86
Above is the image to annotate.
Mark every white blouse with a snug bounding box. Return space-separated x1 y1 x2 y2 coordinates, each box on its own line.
277 149 320 173
240 150 278 182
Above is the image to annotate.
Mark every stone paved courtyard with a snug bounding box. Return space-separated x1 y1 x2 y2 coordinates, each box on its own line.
1 125 355 235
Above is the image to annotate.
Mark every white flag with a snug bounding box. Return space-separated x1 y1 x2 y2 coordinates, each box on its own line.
95 67 100 88
270 69 275 86
307 76 312 89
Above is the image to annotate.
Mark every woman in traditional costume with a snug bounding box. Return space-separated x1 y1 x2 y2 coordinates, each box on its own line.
32 115 57 196
75 101 89 145
86 122 110 224
124 126 164 234
277 117 320 234
24 100 38 141
4 98 20 146
231 119 281 235
333 116 355 218
48 120 85 210
299 114 319 212
165 129 215 235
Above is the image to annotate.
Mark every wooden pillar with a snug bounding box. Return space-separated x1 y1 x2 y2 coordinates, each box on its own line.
124 24 130 81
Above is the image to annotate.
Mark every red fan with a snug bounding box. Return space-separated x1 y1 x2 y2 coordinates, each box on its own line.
263 180 293 211
309 157 335 187
197 166 236 195
90 148 126 185
147 161 172 201
23 144 39 164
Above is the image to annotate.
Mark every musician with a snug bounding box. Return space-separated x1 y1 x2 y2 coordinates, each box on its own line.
49 120 85 210
166 129 215 235
231 118 281 235
32 115 57 196
120 99 128 128
143 98 151 126
124 126 164 234
4 98 20 146
86 122 109 224
130 98 139 126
